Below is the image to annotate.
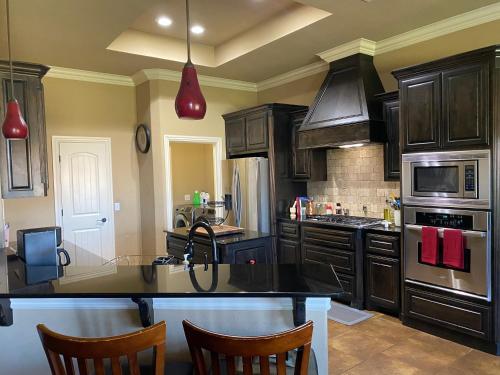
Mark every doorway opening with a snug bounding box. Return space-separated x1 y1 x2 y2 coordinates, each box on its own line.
164 135 223 231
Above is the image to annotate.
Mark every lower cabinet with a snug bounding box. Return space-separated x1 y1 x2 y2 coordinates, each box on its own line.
277 238 300 263
365 231 401 314
166 234 272 264
366 255 400 312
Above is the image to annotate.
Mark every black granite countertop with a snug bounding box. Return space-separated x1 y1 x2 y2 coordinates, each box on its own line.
166 227 271 245
365 225 401 235
0 248 343 299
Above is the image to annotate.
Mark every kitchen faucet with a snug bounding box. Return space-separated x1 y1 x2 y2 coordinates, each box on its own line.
183 221 219 269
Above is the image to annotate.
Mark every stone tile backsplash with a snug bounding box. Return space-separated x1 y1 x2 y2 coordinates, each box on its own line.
307 144 400 218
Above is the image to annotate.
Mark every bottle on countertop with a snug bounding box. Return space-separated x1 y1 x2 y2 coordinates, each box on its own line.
335 203 342 215
193 190 201 206
325 203 333 215
306 199 314 216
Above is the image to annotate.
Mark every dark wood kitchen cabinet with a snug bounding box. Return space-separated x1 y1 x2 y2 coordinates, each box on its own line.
224 107 271 156
365 231 401 314
0 61 49 198
376 92 400 181
277 220 301 263
441 63 488 148
400 73 441 152
394 49 491 153
290 109 326 181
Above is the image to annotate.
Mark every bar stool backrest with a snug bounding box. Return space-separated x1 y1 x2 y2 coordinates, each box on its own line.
37 321 166 375
182 320 314 375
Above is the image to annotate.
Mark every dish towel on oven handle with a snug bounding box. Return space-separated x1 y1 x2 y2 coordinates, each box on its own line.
443 228 465 270
421 226 439 265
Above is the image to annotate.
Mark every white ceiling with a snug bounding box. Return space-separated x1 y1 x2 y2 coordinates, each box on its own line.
0 0 498 82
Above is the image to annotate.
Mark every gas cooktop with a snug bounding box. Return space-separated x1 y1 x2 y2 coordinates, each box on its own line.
305 215 384 229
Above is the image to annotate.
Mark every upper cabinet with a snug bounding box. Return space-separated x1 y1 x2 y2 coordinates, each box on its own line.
376 92 400 181
0 61 49 198
224 107 270 157
394 47 492 153
290 109 326 181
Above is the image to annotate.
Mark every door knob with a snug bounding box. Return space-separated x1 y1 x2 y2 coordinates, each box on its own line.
97 218 107 223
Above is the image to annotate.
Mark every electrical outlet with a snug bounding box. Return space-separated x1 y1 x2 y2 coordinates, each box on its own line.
114 202 121 211
184 194 191 201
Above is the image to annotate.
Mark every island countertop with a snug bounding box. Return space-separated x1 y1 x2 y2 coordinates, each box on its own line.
165 227 271 245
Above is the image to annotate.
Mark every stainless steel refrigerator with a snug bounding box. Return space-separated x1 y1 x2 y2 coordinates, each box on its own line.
221 157 270 233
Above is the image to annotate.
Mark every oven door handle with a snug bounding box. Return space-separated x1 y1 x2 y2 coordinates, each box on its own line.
405 224 487 238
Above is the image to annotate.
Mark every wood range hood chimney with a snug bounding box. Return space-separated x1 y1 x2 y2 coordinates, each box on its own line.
298 53 386 149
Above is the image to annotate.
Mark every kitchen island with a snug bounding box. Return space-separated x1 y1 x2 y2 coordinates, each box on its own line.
166 227 273 264
0 248 342 374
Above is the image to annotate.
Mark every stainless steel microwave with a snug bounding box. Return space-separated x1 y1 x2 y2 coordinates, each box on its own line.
402 150 490 209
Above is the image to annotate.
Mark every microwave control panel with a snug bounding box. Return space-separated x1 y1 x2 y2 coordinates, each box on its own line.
464 164 476 192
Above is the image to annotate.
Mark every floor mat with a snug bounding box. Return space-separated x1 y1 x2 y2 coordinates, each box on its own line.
327 301 373 325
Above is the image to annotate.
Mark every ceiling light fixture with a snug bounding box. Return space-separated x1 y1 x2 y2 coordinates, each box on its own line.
175 0 206 120
2 0 28 140
190 25 205 35
339 143 364 149
156 16 173 27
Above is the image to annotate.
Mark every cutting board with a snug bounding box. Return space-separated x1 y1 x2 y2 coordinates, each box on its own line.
190 225 244 236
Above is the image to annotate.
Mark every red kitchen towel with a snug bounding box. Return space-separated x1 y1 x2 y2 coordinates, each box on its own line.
443 229 465 270
421 226 439 265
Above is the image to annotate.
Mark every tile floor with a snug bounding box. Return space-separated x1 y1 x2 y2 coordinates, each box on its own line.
328 311 500 374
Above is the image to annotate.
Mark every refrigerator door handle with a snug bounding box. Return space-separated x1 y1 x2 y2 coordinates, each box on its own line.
232 163 242 227
256 162 262 232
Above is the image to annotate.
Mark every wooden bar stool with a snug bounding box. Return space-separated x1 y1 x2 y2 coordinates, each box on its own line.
37 321 167 375
182 320 314 375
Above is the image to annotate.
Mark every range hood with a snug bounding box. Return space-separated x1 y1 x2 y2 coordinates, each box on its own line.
298 53 386 149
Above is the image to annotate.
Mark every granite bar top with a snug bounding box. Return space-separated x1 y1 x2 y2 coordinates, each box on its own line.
0 249 343 299
166 227 271 245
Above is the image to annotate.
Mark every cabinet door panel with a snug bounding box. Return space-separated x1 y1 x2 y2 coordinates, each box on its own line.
401 74 440 151
442 63 488 148
225 117 246 155
245 112 268 151
366 255 400 312
384 99 400 180
0 75 45 198
277 238 300 263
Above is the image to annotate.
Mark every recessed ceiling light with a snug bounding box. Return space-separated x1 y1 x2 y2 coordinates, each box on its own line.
190 25 205 35
156 16 172 27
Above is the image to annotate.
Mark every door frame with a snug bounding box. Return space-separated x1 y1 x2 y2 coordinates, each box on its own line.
164 134 223 231
52 136 116 255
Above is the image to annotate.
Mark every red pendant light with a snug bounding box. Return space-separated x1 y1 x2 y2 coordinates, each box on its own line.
2 0 28 139
175 0 206 120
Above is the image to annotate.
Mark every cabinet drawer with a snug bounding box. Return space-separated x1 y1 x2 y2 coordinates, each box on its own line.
303 243 355 275
366 233 400 257
405 287 491 340
302 226 354 250
278 222 300 239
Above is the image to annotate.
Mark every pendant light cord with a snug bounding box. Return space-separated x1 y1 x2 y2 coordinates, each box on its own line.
5 0 14 100
185 0 191 63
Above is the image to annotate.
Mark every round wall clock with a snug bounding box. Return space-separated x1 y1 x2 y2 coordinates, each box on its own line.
135 124 151 153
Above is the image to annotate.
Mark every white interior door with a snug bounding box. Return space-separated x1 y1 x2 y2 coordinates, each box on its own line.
55 139 115 268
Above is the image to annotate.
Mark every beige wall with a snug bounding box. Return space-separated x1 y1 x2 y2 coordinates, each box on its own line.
3 77 141 256
138 80 258 252
308 145 400 218
171 142 214 206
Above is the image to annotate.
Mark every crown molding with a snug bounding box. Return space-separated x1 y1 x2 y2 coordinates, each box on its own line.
317 38 377 63
376 2 500 54
46 66 135 86
256 61 329 91
133 68 257 92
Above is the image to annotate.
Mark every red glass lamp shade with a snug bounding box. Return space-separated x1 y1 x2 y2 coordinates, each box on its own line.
175 62 206 120
2 99 28 139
